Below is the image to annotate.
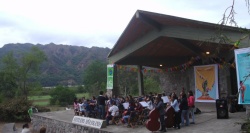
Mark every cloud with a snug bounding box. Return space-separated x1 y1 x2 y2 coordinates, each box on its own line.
0 0 249 48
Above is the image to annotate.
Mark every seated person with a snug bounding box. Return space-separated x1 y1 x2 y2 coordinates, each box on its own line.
146 96 154 110
106 101 119 125
135 101 143 113
78 101 85 116
122 102 135 126
21 123 31 133
40 127 46 133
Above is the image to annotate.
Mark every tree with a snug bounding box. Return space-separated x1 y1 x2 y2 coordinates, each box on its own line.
17 46 47 99
0 71 18 100
0 46 46 100
143 76 161 95
83 60 107 95
117 67 138 96
49 85 76 106
0 52 19 100
77 85 85 93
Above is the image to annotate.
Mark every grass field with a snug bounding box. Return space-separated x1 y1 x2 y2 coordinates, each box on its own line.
28 95 51 101
28 93 89 107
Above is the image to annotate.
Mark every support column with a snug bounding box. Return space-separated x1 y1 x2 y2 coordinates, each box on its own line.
137 65 144 96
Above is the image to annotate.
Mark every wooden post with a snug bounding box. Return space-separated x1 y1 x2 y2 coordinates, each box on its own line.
137 65 144 96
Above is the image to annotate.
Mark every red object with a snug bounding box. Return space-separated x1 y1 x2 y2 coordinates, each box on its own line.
146 108 160 131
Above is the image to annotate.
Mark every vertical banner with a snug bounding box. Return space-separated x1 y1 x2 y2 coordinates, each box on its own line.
235 48 250 104
194 64 219 102
107 64 114 89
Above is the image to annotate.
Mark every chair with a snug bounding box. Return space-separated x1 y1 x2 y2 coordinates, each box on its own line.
128 111 139 128
137 109 148 125
112 111 121 125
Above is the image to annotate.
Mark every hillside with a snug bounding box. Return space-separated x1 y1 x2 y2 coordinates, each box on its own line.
0 43 111 86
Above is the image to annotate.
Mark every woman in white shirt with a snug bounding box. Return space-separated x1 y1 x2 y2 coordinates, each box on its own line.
171 93 181 129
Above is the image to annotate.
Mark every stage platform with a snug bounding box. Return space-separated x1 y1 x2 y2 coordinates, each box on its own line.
32 103 245 133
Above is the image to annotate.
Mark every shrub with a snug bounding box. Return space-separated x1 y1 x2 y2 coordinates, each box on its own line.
50 86 76 106
0 97 32 122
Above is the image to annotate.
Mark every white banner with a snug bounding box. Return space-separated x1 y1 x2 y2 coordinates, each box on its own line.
72 116 106 129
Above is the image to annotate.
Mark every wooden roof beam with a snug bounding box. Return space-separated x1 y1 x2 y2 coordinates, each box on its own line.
136 11 162 31
173 38 204 56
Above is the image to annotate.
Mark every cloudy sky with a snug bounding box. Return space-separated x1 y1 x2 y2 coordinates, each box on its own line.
0 0 249 48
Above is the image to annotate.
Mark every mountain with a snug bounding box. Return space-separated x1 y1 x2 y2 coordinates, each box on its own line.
0 43 111 86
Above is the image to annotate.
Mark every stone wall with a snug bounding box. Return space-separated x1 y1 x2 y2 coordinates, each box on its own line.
32 115 111 133
160 67 195 95
160 65 231 98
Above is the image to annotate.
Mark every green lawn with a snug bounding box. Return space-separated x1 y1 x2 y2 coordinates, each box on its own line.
76 93 89 98
28 93 89 106
28 95 51 101
32 101 50 106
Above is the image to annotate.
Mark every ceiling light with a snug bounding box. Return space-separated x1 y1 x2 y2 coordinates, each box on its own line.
160 64 163 67
206 51 210 55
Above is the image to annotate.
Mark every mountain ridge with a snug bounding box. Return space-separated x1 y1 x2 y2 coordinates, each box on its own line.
0 43 111 86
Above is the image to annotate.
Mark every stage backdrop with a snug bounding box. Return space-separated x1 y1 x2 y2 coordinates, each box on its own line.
194 64 219 102
235 47 250 104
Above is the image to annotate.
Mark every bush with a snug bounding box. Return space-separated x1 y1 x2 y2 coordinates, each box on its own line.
0 97 32 122
50 86 76 106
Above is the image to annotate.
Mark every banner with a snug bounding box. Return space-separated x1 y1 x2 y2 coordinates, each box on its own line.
107 64 114 89
235 48 250 104
194 64 219 102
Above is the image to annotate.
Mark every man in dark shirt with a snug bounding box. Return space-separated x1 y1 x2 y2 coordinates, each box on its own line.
97 91 108 119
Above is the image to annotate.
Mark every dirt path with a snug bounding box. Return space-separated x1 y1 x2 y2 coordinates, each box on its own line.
0 122 34 132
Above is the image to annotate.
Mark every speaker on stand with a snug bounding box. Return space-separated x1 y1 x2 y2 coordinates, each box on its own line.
216 99 229 119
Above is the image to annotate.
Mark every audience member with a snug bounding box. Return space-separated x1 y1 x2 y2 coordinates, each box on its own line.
40 126 46 133
21 123 31 133
180 92 189 126
188 90 195 124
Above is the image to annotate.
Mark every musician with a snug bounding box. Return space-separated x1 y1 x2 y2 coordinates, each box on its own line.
155 96 166 132
122 102 135 126
171 93 181 129
146 96 154 110
106 101 119 125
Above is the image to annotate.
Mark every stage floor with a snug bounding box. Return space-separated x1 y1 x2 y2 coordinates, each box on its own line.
33 103 245 133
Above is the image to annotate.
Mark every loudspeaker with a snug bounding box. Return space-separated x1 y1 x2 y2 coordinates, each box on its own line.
216 99 229 119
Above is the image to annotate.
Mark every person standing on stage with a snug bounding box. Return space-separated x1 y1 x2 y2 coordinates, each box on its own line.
171 93 181 129
156 96 166 132
180 92 189 126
